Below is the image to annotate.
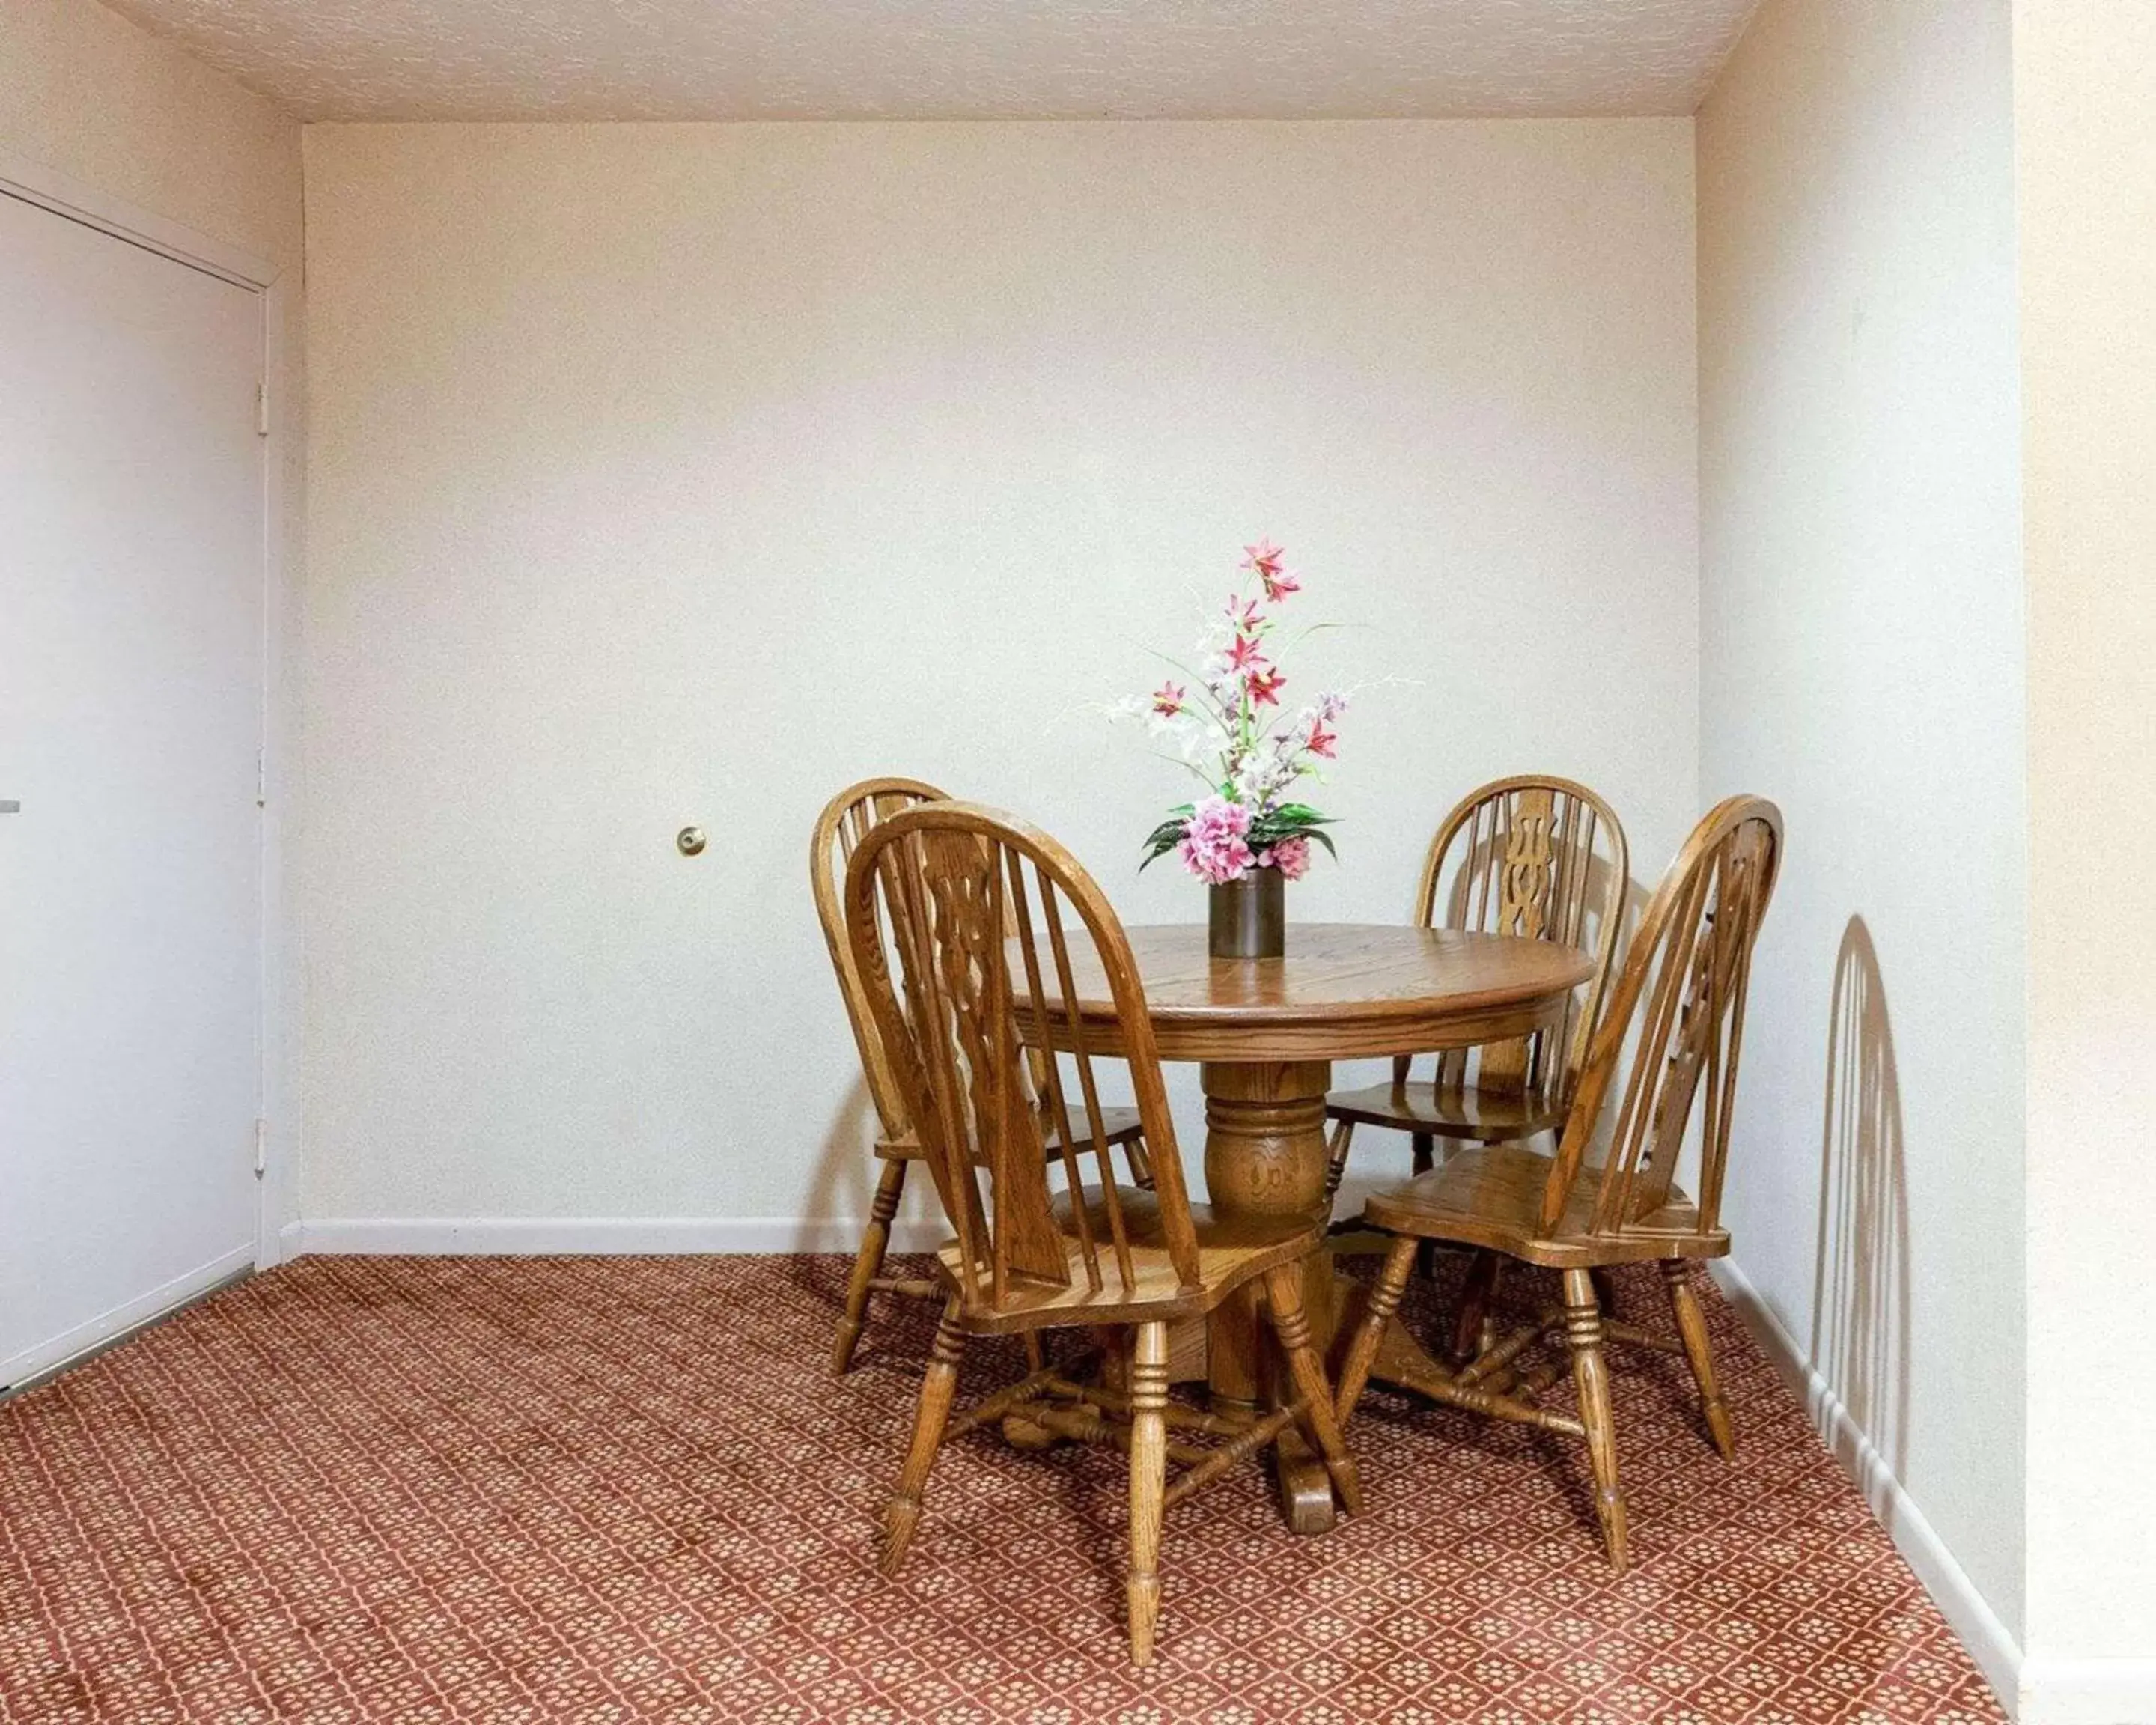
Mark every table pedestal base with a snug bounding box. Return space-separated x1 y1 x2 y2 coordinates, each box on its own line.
1197 1059 1340 1536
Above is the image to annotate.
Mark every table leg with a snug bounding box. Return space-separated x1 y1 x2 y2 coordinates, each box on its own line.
1198 1059 1337 1535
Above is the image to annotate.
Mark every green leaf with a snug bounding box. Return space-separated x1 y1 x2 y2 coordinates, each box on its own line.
1139 815 1189 870
1249 811 1332 845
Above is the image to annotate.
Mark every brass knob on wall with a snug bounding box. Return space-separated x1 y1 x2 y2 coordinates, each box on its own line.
677 826 707 857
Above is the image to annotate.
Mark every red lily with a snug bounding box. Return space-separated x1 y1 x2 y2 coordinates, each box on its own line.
1241 538 1285 577
1225 634 1269 674
1261 565 1301 603
1151 681 1186 717
1306 720 1338 758
1246 666 1287 707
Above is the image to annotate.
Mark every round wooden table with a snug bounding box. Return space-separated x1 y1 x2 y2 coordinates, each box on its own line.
1020 921 1593 1533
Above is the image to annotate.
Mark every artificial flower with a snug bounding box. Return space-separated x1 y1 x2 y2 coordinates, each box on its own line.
1125 541 1346 885
1177 795 1257 884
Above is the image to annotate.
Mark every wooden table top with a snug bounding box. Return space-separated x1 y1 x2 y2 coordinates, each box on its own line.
1015 922 1594 1063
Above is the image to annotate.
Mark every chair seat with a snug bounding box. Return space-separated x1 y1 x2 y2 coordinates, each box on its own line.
877 1104 1145 1163
930 1189 1318 1334
1361 1140 1727 1269
1326 1080 1566 1143
1052 1185 1316 1255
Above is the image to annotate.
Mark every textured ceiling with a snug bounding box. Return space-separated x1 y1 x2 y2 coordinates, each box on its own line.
101 0 1762 122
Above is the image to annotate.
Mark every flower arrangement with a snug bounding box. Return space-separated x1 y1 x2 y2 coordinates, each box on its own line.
1131 539 1345 886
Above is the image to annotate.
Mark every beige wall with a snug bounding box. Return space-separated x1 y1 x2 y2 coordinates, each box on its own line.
1697 0 2024 1688
297 119 1700 1235
1 0 307 1250
0 0 299 271
2016 1 2156 1717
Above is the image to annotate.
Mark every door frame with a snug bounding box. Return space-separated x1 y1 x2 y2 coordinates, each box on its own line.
0 149 298 1275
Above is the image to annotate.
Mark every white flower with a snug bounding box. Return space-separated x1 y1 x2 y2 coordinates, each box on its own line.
1178 717 1228 764
1234 752 1294 807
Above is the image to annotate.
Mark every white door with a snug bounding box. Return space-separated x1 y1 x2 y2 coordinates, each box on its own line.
0 189 266 1386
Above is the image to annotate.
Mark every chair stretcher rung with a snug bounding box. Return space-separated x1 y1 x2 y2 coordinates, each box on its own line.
1161 1405 1303 1510
945 1347 1100 1440
1027 1400 1208 1467
1387 1355 1585 1438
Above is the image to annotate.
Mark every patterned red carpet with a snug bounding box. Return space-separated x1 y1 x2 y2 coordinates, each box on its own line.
1 1254 2002 1724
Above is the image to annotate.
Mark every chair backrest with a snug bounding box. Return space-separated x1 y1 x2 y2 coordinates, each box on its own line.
1410 775 1630 1109
811 776 948 1139
844 802 1196 1317
1543 795 1784 1243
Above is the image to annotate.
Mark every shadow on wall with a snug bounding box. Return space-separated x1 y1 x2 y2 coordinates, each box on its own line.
800 1077 880 1238
1809 915 1912 1475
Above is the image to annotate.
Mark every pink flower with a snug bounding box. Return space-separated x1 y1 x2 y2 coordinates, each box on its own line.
1241 538 1285 577
1245 665 1287 707
1226 594 1263 631
1178 795 1255 885
1262 836 1312 881
1306 720 1338 759
1151 681 1186 717
1260 565 1301 603
1225 634 1269 674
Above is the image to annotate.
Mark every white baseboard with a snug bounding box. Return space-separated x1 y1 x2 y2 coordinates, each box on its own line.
2018 1661 2156 1725
280 1216 951 1258
1 1241 255 1390
1706 1255 2025 1718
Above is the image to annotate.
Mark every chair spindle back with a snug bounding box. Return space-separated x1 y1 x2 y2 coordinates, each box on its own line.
1411 776 1630 1110
1544 796 1784 1243
844 803 1196 1318
811 776 950 1140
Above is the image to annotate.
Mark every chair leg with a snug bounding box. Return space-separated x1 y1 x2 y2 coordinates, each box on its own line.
1661 1260 1735 1460
1562 1268 1628 1572
1335 1235 1417 1426
1321 1118 1355 1217
1127 1321 1169 1667
1399 1131 1443 1277
1263 1265 1361 1515
881 1300 964 1578
1123 1136 1156 1190
1451 1250 1503 1366
833 1157 908 1375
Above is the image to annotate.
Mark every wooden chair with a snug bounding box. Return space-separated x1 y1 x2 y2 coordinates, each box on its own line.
1323 775 1627 1359
1332 796 1782 1572
844 802 1357 1665
812 778 1154 1374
